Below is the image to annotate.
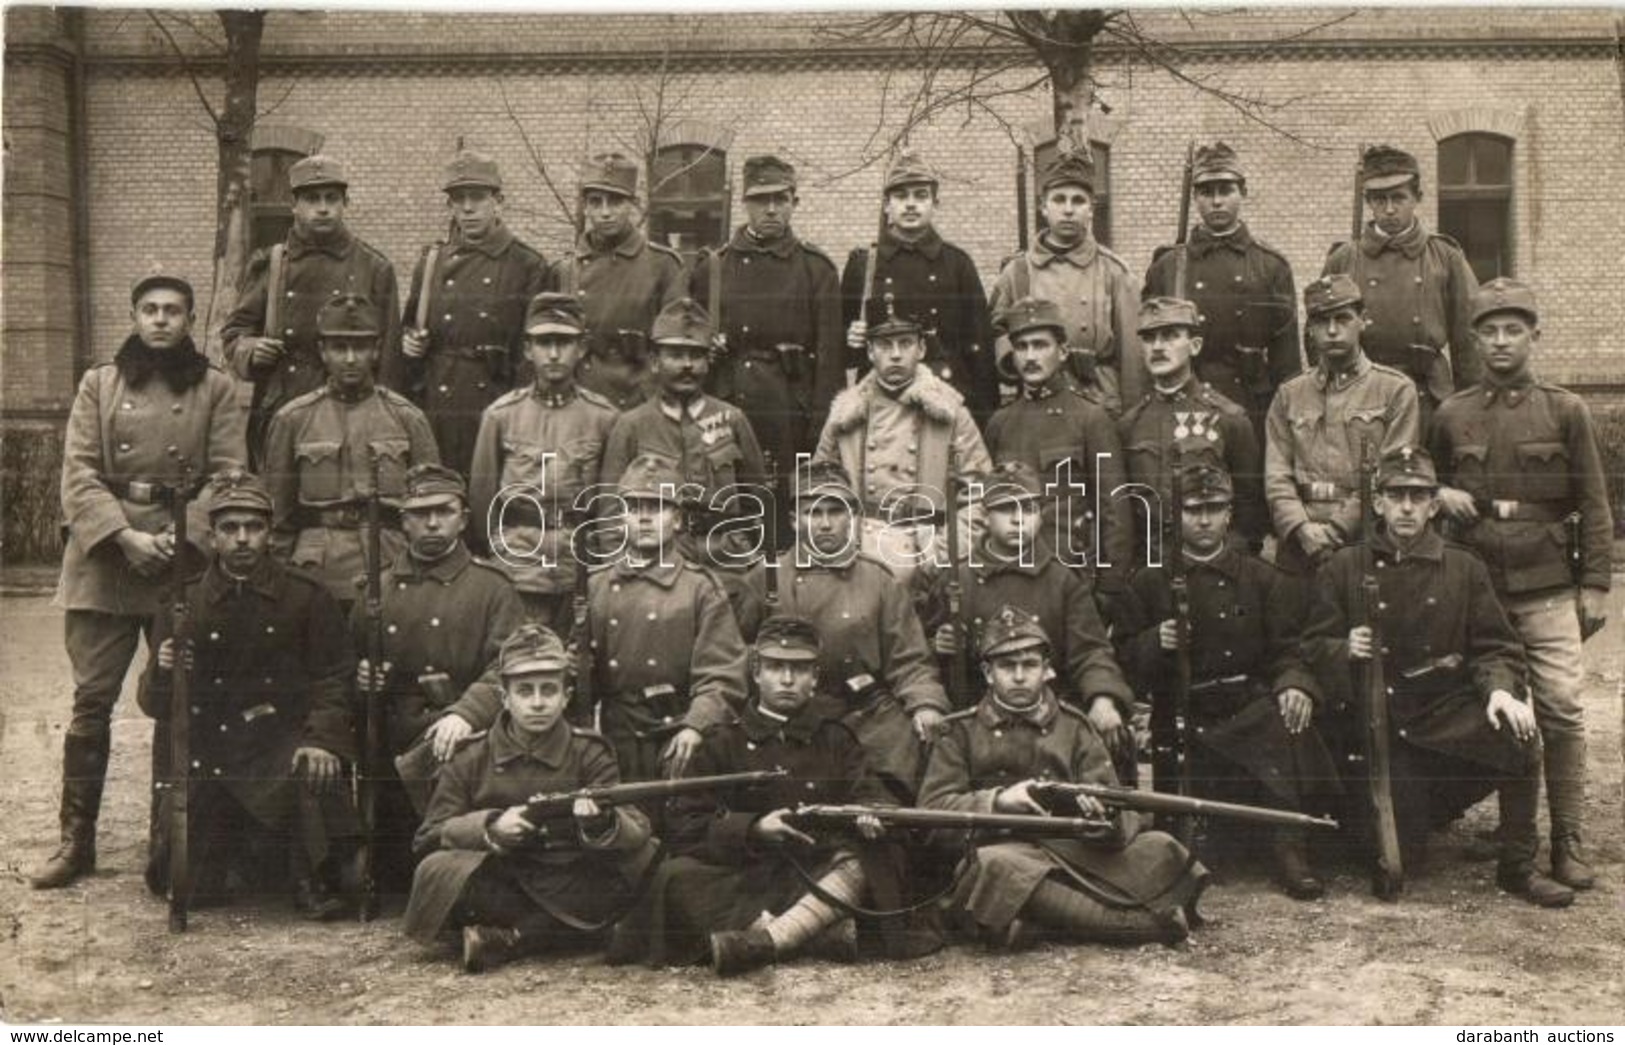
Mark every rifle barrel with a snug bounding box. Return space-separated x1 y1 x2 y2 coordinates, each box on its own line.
789 803 1108 837
1038 783 1337 830
525 768 788 819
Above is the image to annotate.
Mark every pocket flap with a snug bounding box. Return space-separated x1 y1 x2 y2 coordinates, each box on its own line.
295 440 341 465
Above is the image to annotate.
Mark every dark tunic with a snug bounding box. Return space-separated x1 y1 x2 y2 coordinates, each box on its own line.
919 691 1207 930
841 227 999 425
403 713 654 943
390 225 549 476
600 393 768 505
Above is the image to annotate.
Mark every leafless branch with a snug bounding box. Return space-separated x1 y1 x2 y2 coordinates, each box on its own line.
496 79 578 232
146 11 219 126
255 78 298 122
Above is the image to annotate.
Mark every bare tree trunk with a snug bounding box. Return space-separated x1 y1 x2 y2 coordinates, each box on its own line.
1049 57 1096 156
201 10 265 359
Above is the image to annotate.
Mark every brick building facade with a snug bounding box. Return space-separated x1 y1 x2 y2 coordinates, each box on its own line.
5 7 1624 557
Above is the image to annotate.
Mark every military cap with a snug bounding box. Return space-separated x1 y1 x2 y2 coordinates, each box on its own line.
978 604 1051 660
1192 142 1245 186
525 292 585 336
206 468 274 517
742 155 796 198
1360 145 1421 192
1375 445 1438 490
795 459 859 508
1038 150 1095 196
579 152 638 199
131 269 195 312
442 149 502 193
754 614 821 662
617 454 686 504
1137 296 1202 335
1470 277 1539 326
1177 462 1233 507
864 292 923 340
883 151 937 193
401 463 467 510
289 154 348 193
316 293 382 338
1303 273 1363 318
1000 297 1066 341
651 297 714 347
498 623 569 677
981 460 1044 510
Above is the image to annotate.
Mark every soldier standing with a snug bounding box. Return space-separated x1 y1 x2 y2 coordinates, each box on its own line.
1300 447 1573 908
224 155 400 466
983 297 1131 590
1264 275 1420 576
1119 296 1267 553
262 294 440 606
391 150 548 477
920 607 1210 947
140 470 356 919
841 151 998 427
691 155 844 469
33 273 246 890
1430 278 1612 890
1322 144 1480 430
546 153 686 412
469 292 617 634
1143 142 1300 448
989 150 1147 415
1113 462 1336 900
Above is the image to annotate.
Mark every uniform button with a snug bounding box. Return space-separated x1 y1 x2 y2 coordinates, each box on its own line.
483 278 492 285
1235 310 1244 317
611 584 621 592
928 274 937 282
219 724 228 732
172 404 183 414
285 290 294 299
439 385 449 393
444 279 455 287
609 618 619 627
191 705 200 715
885 277 893 285
1377 602 1387 610
443 313 453 321
122 401 133 411
1234 275 1243 283
1414 276 1423 285
1195 281 1205 290
191 759 201 769
476 382 487 390
841 611 851 620
284 328 294 337
213 677 223 685
1412 317 1421 325
746 741 756 751
805 781 816 790
287 364 296 373
430 617 441 627
398 582 407 590
265 625 275 634
478 311 489 319
647 611 658 620
1223 650 1233 658
1368 278 1378 287
387 624 398 634
118 442 131 452
930 307 938 315
646 657 657 666
209 631 220 641
992 730 1002 738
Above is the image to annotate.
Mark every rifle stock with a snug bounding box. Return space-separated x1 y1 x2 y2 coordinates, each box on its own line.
1031 781 1338 831
523 769 788 836
165 456 198 933
1154 443 1194 843
1173 140 1195 299
1016 147 1030 254
787 803 1109 839
571 518 594 726
944 449 970 707
356 446 385 921
763 453 781 607
1358 439 1404 900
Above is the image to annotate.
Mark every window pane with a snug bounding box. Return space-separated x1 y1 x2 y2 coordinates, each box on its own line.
251 150 301 207
1439 197 1511 282
1438 137 1471 187
1473 136 1511 186
649 143 728 256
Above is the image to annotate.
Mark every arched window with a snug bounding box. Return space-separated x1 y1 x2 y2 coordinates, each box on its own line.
1031 140 1112 248
250 149 304 251
648 144 730 261
1437 133 1513 282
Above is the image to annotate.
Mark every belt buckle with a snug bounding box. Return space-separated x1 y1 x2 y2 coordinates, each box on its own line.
126 480 158 505
1310 482 1337 501
1491 499 1519 520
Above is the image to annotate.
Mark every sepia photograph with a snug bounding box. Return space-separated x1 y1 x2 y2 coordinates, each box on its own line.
0 4 1621 1027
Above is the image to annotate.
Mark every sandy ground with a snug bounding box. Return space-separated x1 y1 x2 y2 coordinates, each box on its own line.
1 590 1620 1026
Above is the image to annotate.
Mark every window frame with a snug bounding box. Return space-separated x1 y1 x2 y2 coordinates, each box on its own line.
1436 132 1515 281
647 142 731 262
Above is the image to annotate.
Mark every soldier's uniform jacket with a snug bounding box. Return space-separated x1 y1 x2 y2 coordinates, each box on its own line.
841 227 999 424
983 372 1133 581
815 366 992 517
586 555 748 752
989 237 1149 415
1143 223 1301 427
600 394 767 506
139 556 354 802
1120 379 1267 547
262 385 440 599
690 227 845 463
914 544 1134 713
1301 529 1531 775
222 226 401 458
405 713 655 941
469 383 618 595
352 542 525 755
1431 374 1614 596
390 225 549 475
58 357 245 616
1322 222 1480 401
545 229 685 411
1264 355 1420 545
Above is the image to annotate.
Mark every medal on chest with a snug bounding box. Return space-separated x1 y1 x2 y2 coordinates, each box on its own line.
697 411 727 446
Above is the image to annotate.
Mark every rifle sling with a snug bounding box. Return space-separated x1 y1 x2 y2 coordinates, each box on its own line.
782 843 966 921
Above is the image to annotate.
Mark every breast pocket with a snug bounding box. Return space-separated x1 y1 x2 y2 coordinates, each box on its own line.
370 437 412 497
562 437 604 489
1448 443 1490 497
1514 441 1571 502
499 439 551 489
1124 439 1165 487
294 440 343 502
703 437 744 491
1345 406 1388 451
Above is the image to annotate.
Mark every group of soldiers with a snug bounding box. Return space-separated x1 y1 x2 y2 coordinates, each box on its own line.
33 135 1613 976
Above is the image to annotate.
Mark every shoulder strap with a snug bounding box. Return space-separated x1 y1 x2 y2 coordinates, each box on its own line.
415 243 441 333
264 243 287 336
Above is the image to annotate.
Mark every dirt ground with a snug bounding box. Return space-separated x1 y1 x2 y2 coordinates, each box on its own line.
1 590 1621 1026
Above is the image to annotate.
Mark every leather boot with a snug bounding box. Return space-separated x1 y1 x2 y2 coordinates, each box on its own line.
1024 879 1186 946
1541 732 1588 844
461 925 524 973
1273 828 1325 901
710 928 777 977
31 733 109 890
1550 834 1595 890
1496 866 1574 908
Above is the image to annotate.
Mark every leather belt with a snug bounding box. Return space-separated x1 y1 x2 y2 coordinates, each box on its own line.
1298 481 1355 502
1189 673 1251 694
1477 499 1567 523
101 477 174 506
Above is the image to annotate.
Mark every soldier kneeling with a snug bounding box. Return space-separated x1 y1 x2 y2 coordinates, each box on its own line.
402 624 656 972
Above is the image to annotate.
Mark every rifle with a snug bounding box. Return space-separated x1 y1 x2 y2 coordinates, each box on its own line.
762 451 781 607
1565 511 1602 641
1015 147 1030 254
943 448 970 707
246 243 288 465
1030 781 1338 831
1352 142 1368 244
570 516 595 727
860 206 885 329
522 769 788 841
786 803 1109 839
1173 140 1196 299
1151 443 1194 841
1357 439 1403 900
164 454 199 933
356 445 386 921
